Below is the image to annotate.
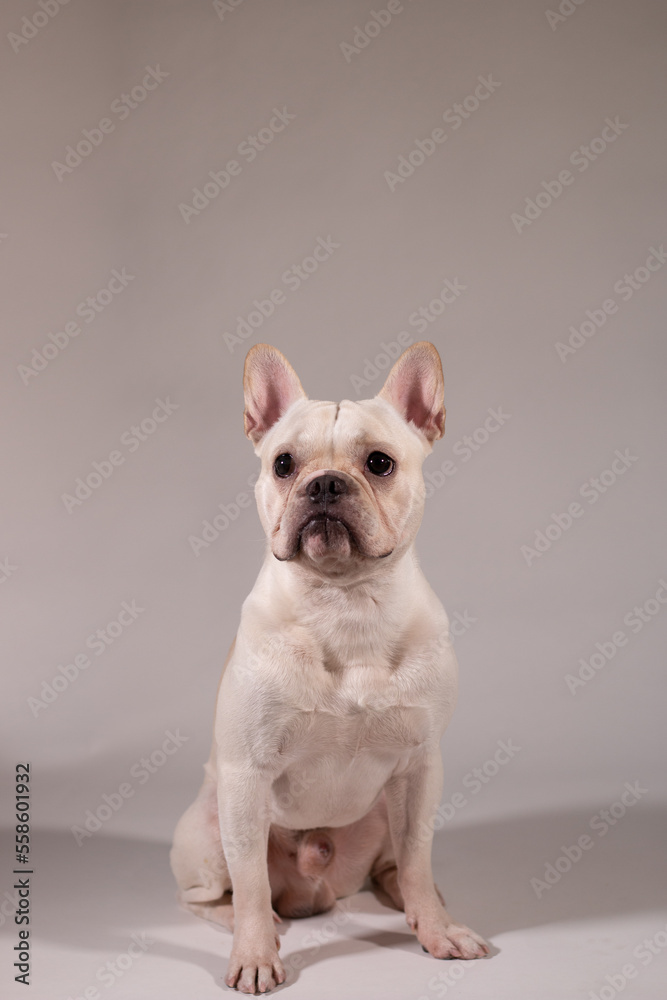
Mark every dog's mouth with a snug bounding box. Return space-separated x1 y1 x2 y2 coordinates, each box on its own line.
299 513 354 554
273 512 394 563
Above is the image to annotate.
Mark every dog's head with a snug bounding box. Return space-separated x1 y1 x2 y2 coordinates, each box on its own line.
243 341 445 574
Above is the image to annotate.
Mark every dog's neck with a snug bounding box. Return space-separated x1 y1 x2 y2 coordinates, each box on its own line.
249 547 423 669
268 541 418 590
255 544 423 638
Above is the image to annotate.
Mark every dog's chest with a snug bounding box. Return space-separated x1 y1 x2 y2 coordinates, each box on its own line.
293 660 435 755
270 664 435 828
288 594 442 750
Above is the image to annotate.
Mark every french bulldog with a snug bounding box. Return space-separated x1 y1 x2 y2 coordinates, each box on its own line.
170 341 489 993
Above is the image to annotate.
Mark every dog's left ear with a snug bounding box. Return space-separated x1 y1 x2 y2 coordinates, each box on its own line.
378 341 445 442
243 344 307 444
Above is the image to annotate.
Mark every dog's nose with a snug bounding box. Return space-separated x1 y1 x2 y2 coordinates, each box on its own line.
307 473 347 503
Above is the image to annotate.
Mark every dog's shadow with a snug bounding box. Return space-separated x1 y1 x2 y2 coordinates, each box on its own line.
6 804 665 990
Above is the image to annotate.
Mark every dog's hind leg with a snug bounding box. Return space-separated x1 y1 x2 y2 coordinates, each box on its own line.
367 793 445 911
170 761 235 931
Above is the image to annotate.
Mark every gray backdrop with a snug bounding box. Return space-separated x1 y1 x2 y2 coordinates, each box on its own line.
2 1 666 998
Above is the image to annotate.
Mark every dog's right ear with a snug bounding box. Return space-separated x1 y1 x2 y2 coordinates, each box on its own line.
243 344 307 445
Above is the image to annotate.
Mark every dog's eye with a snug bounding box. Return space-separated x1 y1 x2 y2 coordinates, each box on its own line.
366 451 394 477
274 453 295 478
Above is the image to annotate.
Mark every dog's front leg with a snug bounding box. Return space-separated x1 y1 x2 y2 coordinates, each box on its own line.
385 751 489 960
217 764 285 994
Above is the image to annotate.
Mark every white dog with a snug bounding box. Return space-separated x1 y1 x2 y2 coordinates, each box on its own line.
170 341 489 993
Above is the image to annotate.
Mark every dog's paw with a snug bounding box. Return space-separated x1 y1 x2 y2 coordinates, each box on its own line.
414 918 489 960
225 934 285 994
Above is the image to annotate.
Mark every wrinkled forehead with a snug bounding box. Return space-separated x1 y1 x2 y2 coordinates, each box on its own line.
260 397 426 462
335 398 422 455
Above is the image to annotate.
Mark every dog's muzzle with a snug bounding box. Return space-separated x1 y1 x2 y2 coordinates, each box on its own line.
273 471 394 562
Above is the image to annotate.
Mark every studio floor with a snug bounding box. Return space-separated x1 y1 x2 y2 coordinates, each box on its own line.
3 805 666 999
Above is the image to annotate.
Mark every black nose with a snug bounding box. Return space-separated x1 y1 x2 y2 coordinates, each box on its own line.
307 474 347 504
